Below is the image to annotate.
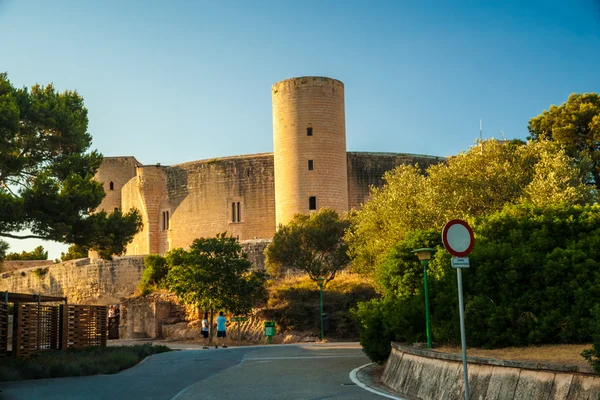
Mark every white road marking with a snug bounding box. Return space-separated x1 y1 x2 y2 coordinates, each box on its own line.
349 363 407 400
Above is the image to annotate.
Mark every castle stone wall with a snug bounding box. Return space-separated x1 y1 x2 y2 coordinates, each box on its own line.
95 156 140 213
347 152 446 209
272 77 348 226
0 256 145 305
0 260 55 273
163 154 276 250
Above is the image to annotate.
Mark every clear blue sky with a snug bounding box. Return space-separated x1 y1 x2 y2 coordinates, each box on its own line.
1 0 599 259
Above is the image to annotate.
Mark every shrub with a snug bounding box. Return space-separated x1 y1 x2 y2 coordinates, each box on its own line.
353 296 425 364
355 204 600 363
138 254 169 295
0 344 172 381
581 305 600 373
32 267 49 278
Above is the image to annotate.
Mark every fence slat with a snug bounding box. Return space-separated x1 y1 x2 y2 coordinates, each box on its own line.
0 302 8 357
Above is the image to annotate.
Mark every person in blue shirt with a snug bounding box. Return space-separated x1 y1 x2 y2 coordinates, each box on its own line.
215 311 228 348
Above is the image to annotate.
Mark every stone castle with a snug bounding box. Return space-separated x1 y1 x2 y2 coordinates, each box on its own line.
95 77 444 256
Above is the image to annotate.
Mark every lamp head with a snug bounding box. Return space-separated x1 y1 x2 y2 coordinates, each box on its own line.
412 247 436 262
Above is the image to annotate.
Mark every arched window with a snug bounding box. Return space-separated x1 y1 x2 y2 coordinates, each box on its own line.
109 182 114 190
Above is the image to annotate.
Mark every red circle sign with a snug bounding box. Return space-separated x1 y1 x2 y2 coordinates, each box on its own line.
442 219 474 257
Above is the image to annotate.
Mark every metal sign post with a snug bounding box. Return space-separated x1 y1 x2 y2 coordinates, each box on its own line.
442 220 475 400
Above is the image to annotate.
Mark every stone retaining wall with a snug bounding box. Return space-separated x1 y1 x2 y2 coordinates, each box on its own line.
382 342 600 400
0 260 55 273
0 256 145 305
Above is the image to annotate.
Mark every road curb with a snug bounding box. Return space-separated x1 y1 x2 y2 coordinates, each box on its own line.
349 363 406 400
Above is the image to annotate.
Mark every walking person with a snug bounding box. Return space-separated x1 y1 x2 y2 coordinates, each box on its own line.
201 313 210 349
215 311 228 348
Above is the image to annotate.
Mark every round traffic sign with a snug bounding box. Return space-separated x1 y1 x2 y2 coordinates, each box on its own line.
442 219 474 257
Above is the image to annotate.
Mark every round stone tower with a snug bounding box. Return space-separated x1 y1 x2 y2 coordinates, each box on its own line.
272 76 348 227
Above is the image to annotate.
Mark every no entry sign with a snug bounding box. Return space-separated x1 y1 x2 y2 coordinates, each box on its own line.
442 219 474 257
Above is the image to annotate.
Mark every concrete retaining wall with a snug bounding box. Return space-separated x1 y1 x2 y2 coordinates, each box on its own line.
382 342 600 400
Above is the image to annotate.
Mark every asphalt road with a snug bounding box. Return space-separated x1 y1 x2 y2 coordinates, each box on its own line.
0 343 385 400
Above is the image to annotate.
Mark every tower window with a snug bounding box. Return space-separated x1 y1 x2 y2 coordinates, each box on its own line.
162 211 170 230
307 127 313 136
308 160 314 171
237 202 241 222
232 203 236 222
109 181 114 190
309 196 317 210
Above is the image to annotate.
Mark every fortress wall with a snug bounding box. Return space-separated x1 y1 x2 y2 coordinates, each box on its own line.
94 156 140 212
136 166 168 254
121 175 147 255
165 154 276 250
0 256 145 305
347 152 446 209
0 260 55 273
273 77 348 226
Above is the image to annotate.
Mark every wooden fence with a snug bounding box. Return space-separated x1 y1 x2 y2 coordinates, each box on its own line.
0 302 8 357
11 304 107 358
60 305 107 349
12 304 60 358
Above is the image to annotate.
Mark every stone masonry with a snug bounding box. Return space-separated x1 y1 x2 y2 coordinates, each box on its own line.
94 76 446 257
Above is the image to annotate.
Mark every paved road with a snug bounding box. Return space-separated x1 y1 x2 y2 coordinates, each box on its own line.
0 343 384 400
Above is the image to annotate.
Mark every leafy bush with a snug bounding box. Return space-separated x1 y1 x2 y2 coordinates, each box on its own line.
138 254 170 295
32 267 49 278
0 344 172 381
355 204 600 362
354 296 426 364
581 305 600 372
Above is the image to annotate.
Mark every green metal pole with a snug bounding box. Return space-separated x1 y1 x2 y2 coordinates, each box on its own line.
423 260 432 349
319 284 324 340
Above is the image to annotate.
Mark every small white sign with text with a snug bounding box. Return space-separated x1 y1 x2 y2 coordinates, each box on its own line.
451 257 470 269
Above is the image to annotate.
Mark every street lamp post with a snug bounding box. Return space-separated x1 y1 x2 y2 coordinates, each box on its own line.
317 277 325 340
413 247 435 349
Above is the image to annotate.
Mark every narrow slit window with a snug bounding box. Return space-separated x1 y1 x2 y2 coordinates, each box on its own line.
109 181 114 190
307 127 313 136
162 211 170 230
237 202 241 222
232 203 236 222
308 160 314 171
309 196 317 210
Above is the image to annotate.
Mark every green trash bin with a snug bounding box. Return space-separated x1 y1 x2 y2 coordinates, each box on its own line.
322 313 331 332
264 321 276 343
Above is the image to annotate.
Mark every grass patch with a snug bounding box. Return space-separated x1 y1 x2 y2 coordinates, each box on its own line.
435 344 592 368
260 273 378 338
0 344 172 382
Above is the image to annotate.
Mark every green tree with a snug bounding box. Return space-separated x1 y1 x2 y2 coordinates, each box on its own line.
0 73 142 258
60 244 89 262
166 233 267 340
528 93 600 189
0 240 9 261
265 208 351 284
347 139 595 275
5 245 48 260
